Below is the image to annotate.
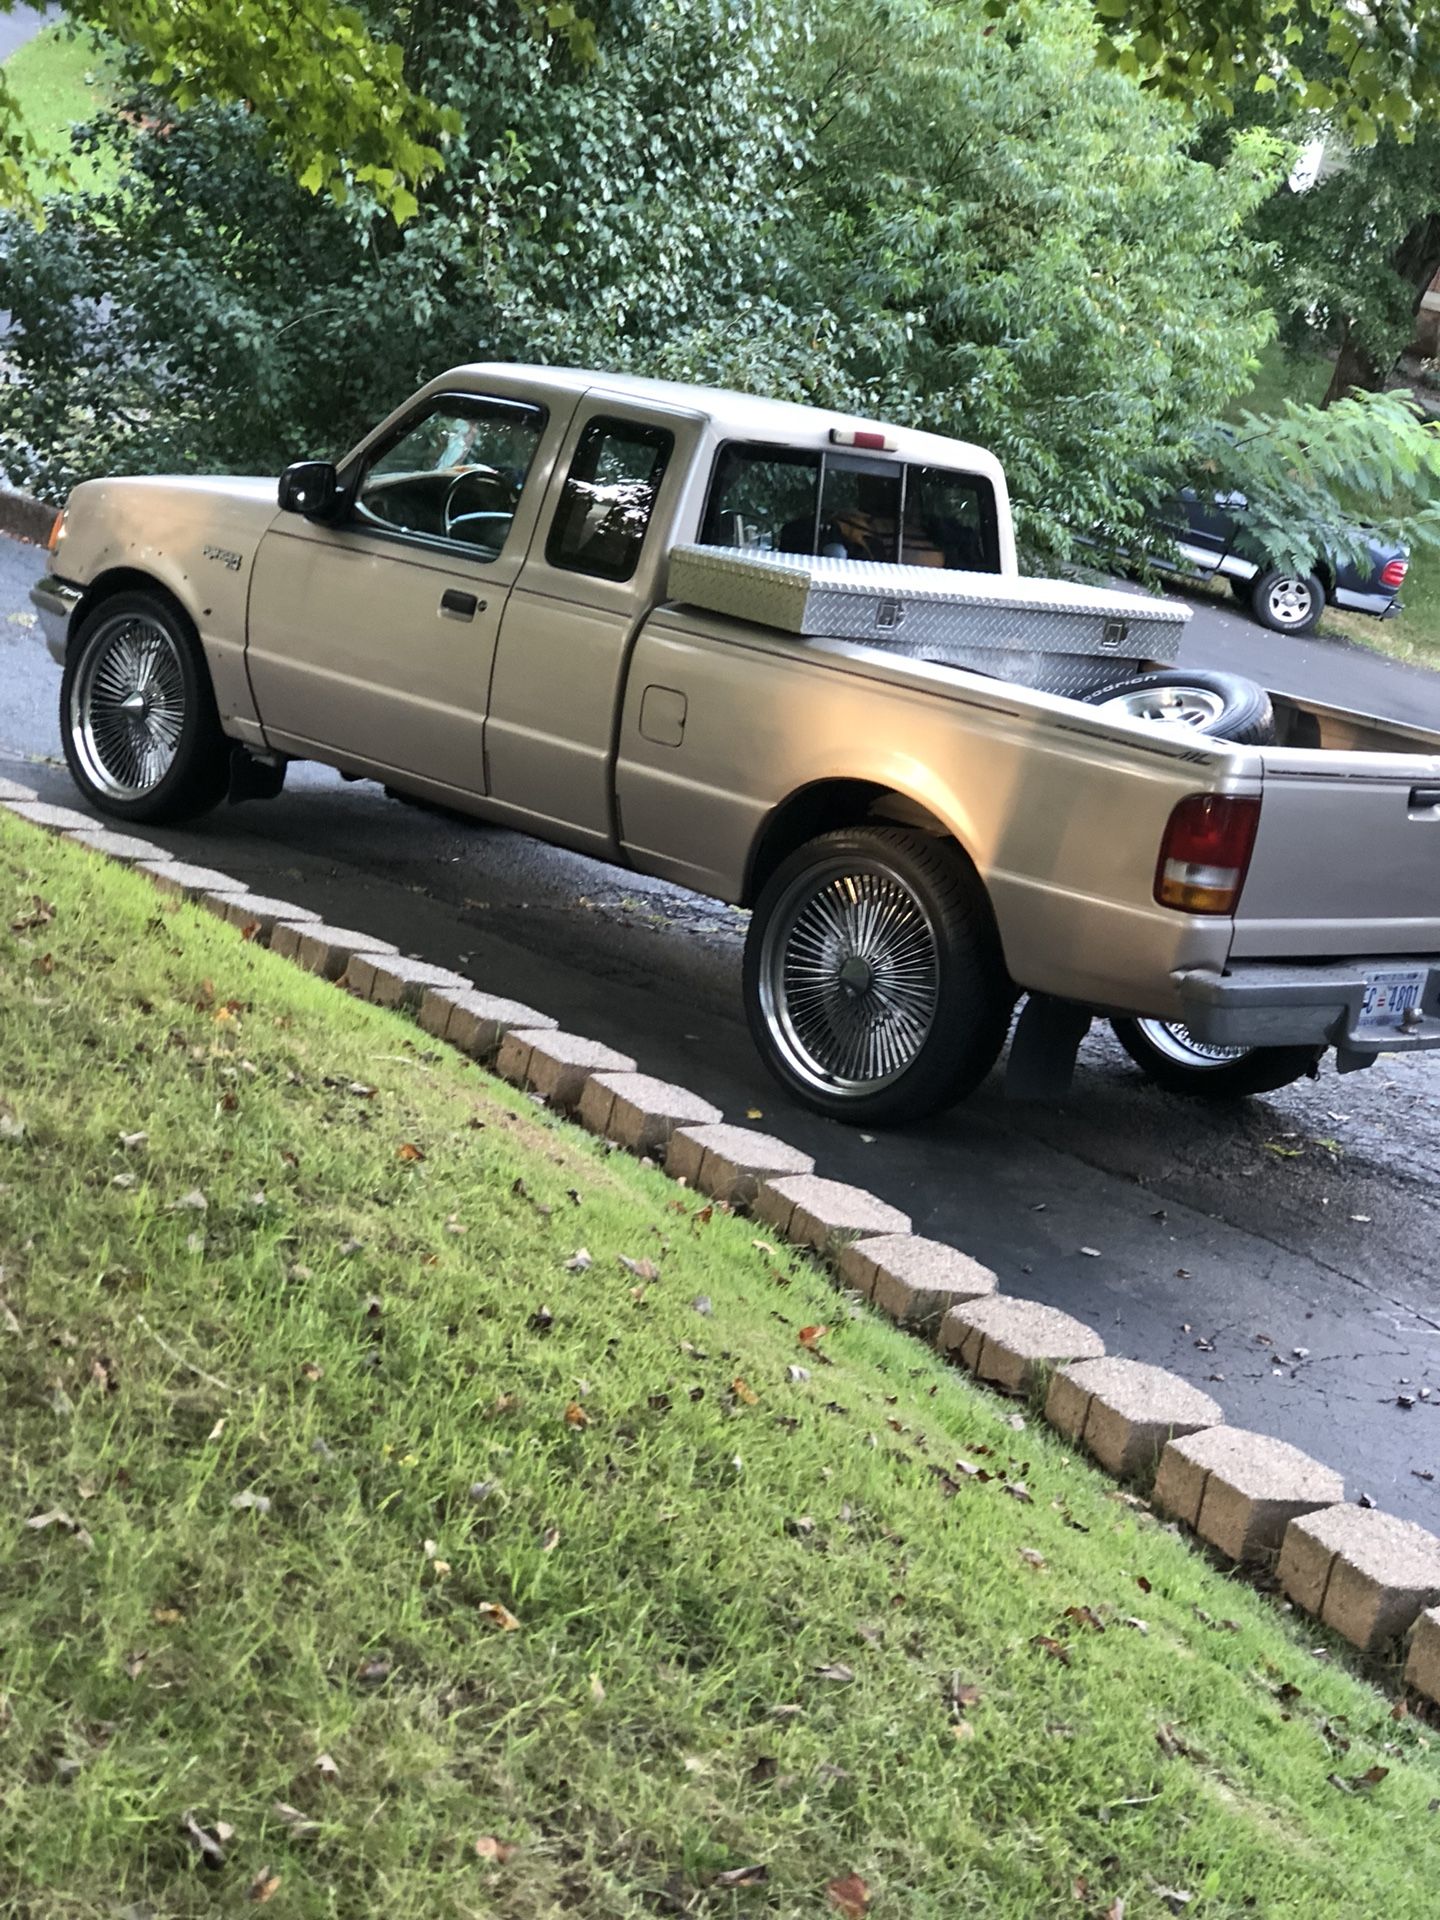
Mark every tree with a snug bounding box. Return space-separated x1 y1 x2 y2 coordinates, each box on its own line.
1093 0 1440 143
1246 126 1440 402
0 0 1280 568
0 0 469 214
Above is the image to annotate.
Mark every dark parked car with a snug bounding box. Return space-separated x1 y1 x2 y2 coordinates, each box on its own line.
1159 486 1408 635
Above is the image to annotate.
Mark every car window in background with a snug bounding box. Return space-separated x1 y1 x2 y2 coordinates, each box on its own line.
354 395 545 557
547 417 674 581
702 444 1001 573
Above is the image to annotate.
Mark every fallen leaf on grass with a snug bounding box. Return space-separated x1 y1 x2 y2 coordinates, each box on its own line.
315 1752 340 1779
356 1657 392 1686
752 1239 778 1257
563 1401 590 1428
715 1865 769 1888
1018 1547 1047 1570
180 1811 230 1868
272 1801 319 1835
118 1130 148 1150
827 1871 871 1916
692 1294 713 1315
1063 1606 1106 1633
479 1601 522 1632
151 1607 183 1626
1156 1723 1191 1760
564 1248 594 1272
348 1082 377 1098
300 1362 323 1382
173 1188 208 1213
475 1836 516 1864
230 1491 271 1515
1330 1764 1389 1793
10 895 55 933
25 1508 93 1548
541 1526 560 1553
1002 1481 1032 1504
731 1377 759 1407
1030 1635 1071 1666
798 1324 828 1349
813 1662 855 1684
619 1254 660 1282
247 1866 282 1902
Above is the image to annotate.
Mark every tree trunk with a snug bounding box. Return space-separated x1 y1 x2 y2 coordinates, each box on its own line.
1322 322 1384 406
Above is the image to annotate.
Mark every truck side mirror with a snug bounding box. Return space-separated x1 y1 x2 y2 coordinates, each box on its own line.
278 460 342 520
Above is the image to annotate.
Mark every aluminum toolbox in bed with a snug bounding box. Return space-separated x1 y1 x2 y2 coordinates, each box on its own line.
666 545 1188 696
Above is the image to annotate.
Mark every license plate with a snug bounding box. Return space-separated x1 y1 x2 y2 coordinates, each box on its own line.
1357 967 1427 1034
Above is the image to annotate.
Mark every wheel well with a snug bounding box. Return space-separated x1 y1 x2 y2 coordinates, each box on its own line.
744 781 964 905
73 568 197 638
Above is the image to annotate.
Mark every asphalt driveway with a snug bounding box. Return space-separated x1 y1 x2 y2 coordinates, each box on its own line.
5 530 1440 1523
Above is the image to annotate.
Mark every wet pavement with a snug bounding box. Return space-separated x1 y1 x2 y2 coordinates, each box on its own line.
5 530 1440 1523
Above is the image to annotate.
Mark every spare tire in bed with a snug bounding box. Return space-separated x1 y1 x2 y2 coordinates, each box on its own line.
1081 668 1275 746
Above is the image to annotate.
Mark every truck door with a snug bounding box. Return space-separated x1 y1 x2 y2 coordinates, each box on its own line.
483 395 703 854
245 389 563 798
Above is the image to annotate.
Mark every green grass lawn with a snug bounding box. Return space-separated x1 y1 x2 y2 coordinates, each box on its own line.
4 812 1440 1918
2 21 122 198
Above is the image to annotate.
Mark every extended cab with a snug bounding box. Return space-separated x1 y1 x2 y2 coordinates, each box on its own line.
31 364 1440 1123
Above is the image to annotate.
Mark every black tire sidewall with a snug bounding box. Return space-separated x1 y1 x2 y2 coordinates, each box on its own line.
1110 1018 1321 1099
1083 668 1275 746
743 826 1014 1126
61 590 227 824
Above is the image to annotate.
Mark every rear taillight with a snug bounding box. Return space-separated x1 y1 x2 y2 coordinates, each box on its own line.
1155 794 1261 915
1380 557 1408 590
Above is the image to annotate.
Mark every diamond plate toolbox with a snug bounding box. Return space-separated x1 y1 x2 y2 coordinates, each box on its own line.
666 545 1186 691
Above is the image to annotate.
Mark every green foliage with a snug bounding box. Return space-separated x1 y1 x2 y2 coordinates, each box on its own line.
0 0 1280 564
1093 0 1440 142
0 0 458 216
1190 392 1440 574
1250 125 1440 379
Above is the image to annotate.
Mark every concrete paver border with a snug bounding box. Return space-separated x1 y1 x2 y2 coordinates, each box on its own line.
10 794 1440 1711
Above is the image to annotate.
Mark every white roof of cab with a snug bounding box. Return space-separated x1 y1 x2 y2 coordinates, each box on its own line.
449 362 1005 483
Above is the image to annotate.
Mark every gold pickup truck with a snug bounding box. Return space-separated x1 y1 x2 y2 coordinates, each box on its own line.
31 364 1440 1124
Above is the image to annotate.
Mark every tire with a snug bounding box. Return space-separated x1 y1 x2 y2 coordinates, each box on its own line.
60 588 228 824
743 826 1014 1126
1083 667 1275 746
1110 1017 1321 1099
1249 567 1324 636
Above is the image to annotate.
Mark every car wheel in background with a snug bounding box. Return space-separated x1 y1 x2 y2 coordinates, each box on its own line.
743 826 1015 1126
61 588 229 823
1110 1018 1322 1098
1249 567 1324 635
1082 668 1276 745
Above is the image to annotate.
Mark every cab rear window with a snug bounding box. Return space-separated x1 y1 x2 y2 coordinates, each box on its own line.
701 443 1000 573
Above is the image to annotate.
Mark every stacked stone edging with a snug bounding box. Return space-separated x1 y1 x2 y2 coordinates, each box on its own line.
9 792 1440 1708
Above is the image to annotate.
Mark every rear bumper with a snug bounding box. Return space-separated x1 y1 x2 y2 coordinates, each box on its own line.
1331 583 1399 619
31 574 82 665
1175 957 1440 1057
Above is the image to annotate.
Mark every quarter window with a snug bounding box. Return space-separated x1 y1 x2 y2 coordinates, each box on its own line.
354 395 545 559
546 417 674 582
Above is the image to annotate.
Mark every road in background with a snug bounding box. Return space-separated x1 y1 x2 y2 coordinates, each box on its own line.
6 530 1440 1523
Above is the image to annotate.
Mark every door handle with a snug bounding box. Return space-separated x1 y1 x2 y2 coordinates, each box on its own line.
1409 785 1440 813
440 589 481 620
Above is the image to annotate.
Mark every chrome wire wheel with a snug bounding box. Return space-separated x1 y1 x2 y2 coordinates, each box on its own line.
758 858 941 1097
69 613 188 800
1263 576 1316 628
1133 1019 1250 1070
1098 684 1226 730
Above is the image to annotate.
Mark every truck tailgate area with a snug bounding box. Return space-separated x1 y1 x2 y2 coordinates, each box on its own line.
1233 746 1440 959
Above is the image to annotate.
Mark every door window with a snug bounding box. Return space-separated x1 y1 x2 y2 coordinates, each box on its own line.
546 417 674 581
354 395 546 559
